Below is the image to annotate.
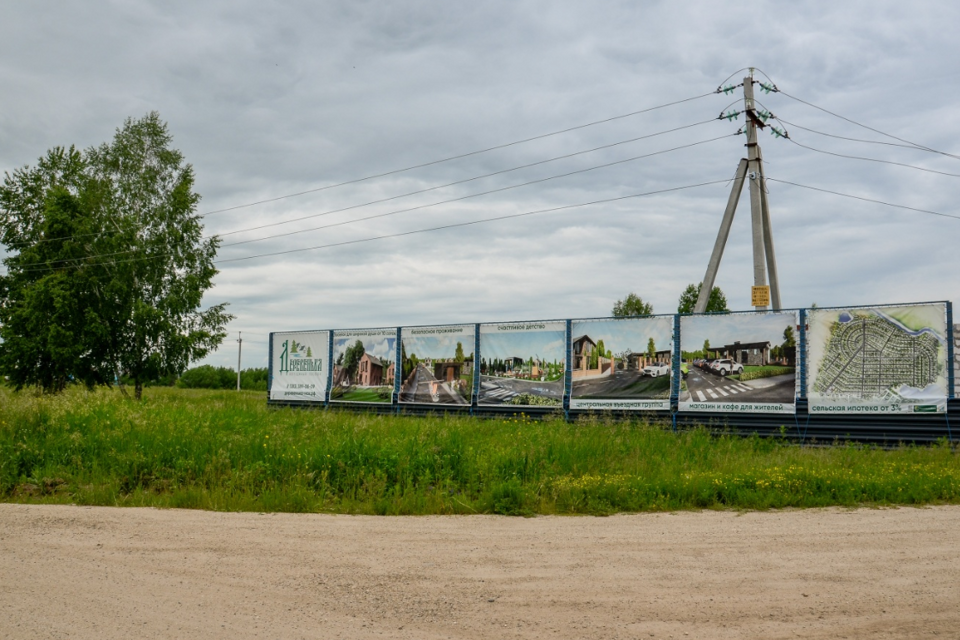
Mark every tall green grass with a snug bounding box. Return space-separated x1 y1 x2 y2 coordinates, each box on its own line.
1 386 958 515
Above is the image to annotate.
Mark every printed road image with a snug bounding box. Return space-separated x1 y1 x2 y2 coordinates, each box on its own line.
683 363 795 403
399 326 474 405
679 313 798 409
401 362 469 404
479 322 565 407
570 317 673 404
479 376 563 405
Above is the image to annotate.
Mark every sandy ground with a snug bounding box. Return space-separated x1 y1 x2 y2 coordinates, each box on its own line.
2 504 959 639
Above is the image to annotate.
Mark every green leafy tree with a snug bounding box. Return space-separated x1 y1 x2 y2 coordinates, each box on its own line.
647 337 656 361
703 339 711 359
612 293 653 317
677 282 729 314
0 113 231 398
0 188 108 392
454 341 465 363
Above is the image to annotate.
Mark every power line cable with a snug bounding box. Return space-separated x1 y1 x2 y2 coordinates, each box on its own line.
217 119 717 240
1 92 719 251
766 177 960 222
777 89 960 161
214 180 732 264
14 180 729 274
4 117 717 257
16 132 737 270
197 91 718 218
785 137 960 178
220 133 737 249
775 116 946 154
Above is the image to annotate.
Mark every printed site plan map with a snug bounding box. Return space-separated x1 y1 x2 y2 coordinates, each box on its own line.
806 304 949 413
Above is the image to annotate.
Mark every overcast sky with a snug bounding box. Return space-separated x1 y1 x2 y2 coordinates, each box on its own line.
2 1 958 371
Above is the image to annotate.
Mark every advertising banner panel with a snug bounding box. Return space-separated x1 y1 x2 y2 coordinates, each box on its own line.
806 304 948 414
679 311 799 413
399 325 475 405
954 323 959 398
330 328 398 403
478 321 566 408
270 331 330 402
569 316 673 411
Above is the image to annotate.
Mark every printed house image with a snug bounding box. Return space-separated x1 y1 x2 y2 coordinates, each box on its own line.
678 312 799 412
571 335 616 380
708 341 771 366
568 316 675 406
330 334 397 403
357 353 395 387
622 349 673 371
433 359 472 383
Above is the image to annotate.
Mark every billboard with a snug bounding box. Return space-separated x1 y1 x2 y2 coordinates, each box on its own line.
330 328 398 403
679 311 799 413
269 331 330 402
806 304 949 413
399 324 475 405
954 323 959 398
478 321 566 408
569 316 673 410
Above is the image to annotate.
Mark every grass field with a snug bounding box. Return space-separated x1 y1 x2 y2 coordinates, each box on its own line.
1 386 959 515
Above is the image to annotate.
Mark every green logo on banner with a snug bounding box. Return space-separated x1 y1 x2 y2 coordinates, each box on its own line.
279 339 323 374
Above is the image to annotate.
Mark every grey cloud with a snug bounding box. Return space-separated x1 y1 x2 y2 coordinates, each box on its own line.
1 0 958 372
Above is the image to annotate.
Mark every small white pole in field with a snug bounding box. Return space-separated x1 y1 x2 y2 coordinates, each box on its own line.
236 331 242 391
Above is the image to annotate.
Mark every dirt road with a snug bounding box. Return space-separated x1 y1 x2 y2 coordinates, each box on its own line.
2 504 958 639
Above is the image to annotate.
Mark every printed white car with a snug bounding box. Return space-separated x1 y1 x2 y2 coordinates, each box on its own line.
642 363 670 377
711 358 744 376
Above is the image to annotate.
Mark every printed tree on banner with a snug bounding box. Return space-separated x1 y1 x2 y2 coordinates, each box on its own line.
703 339 710 359
647 338 656 361
342 340 365 385
306 346 313 357
782 326 796 349
291 341 300 355
455 342 465 363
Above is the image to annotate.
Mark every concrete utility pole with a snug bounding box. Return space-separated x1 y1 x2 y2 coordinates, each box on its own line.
694 69 781 313
236 331 242 391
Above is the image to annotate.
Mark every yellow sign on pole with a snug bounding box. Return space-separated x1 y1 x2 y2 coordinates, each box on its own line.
751 285 770 307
